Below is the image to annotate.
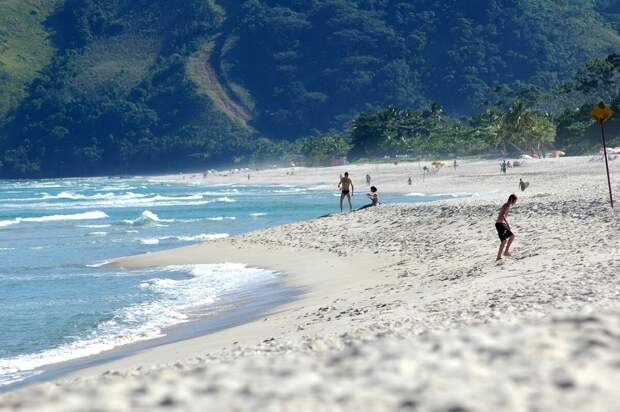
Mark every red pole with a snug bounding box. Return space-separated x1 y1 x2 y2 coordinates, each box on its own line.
600 121 614 208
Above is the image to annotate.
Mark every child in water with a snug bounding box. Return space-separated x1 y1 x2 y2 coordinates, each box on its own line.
495 194 517 261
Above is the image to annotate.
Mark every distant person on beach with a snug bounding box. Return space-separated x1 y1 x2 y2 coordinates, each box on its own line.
358 186 379 210
519 178 529 192
408 177 412 185
338 172 354 211
453 159 458 171
496 194 518 261
366 174 371 184
500 160 507 174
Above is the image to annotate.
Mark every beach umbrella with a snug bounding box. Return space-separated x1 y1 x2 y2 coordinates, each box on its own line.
550 150 565 158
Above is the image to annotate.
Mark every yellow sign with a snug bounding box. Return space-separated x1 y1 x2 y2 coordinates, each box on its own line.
591 103 614 123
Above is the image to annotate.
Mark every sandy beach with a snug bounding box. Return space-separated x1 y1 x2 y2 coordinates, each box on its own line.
2 156 620 411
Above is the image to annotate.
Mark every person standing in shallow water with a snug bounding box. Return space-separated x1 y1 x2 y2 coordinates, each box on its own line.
495 194 518 261
338 172 354 212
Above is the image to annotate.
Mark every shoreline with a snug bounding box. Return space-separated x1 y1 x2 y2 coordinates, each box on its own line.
1 271 297 393
55 241 399 384
0 179 457 392
2 156 620 411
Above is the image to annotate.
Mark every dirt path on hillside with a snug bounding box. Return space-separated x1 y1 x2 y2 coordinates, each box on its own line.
188 34 253 129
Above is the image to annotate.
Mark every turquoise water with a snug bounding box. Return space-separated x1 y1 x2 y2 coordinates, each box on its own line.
0 177 467 386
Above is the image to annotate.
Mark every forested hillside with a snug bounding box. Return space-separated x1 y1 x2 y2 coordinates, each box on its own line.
230 0 620 136
0 0 252 176
1 0 620 177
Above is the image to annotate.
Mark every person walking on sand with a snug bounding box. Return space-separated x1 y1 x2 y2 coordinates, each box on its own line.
338 172 354 212
496 194 518 261
366 174 371 184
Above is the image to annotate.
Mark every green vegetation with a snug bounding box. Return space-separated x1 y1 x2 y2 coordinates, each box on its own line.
231 0 620 137
0 0 251 177
256 102 558 166
249 133 351 166
186 38 252 129
2 0 620 177
0 0 58 120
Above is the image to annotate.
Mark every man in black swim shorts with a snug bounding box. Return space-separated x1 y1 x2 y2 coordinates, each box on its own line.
338 172 354 212
496 194 517 261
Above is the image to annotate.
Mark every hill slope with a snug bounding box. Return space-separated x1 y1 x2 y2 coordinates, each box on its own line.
0 0 252 177
0 0 58 121
226 0 620 136
186 36 253 130
1 0 620 176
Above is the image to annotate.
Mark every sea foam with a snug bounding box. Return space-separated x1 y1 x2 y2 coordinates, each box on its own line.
0 192 236 211
123 211 174 226
0 264 276 386
0 211 108 228
138 233 229 245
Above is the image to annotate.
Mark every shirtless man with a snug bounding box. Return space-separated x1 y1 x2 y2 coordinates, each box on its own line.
495 194 517 261
338 172 354 211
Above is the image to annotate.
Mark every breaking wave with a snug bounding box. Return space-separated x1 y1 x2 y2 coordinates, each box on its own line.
0 211 108 228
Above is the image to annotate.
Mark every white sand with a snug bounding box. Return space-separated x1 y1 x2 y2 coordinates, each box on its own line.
2 156 620 411
157 156 603 195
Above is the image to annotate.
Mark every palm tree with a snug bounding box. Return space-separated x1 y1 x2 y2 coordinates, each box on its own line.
498 101 556 156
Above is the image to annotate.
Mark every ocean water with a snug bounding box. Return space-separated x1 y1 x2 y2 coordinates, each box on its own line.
0 177 469 387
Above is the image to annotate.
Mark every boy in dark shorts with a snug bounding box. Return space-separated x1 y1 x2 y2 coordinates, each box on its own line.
496 194 517 261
